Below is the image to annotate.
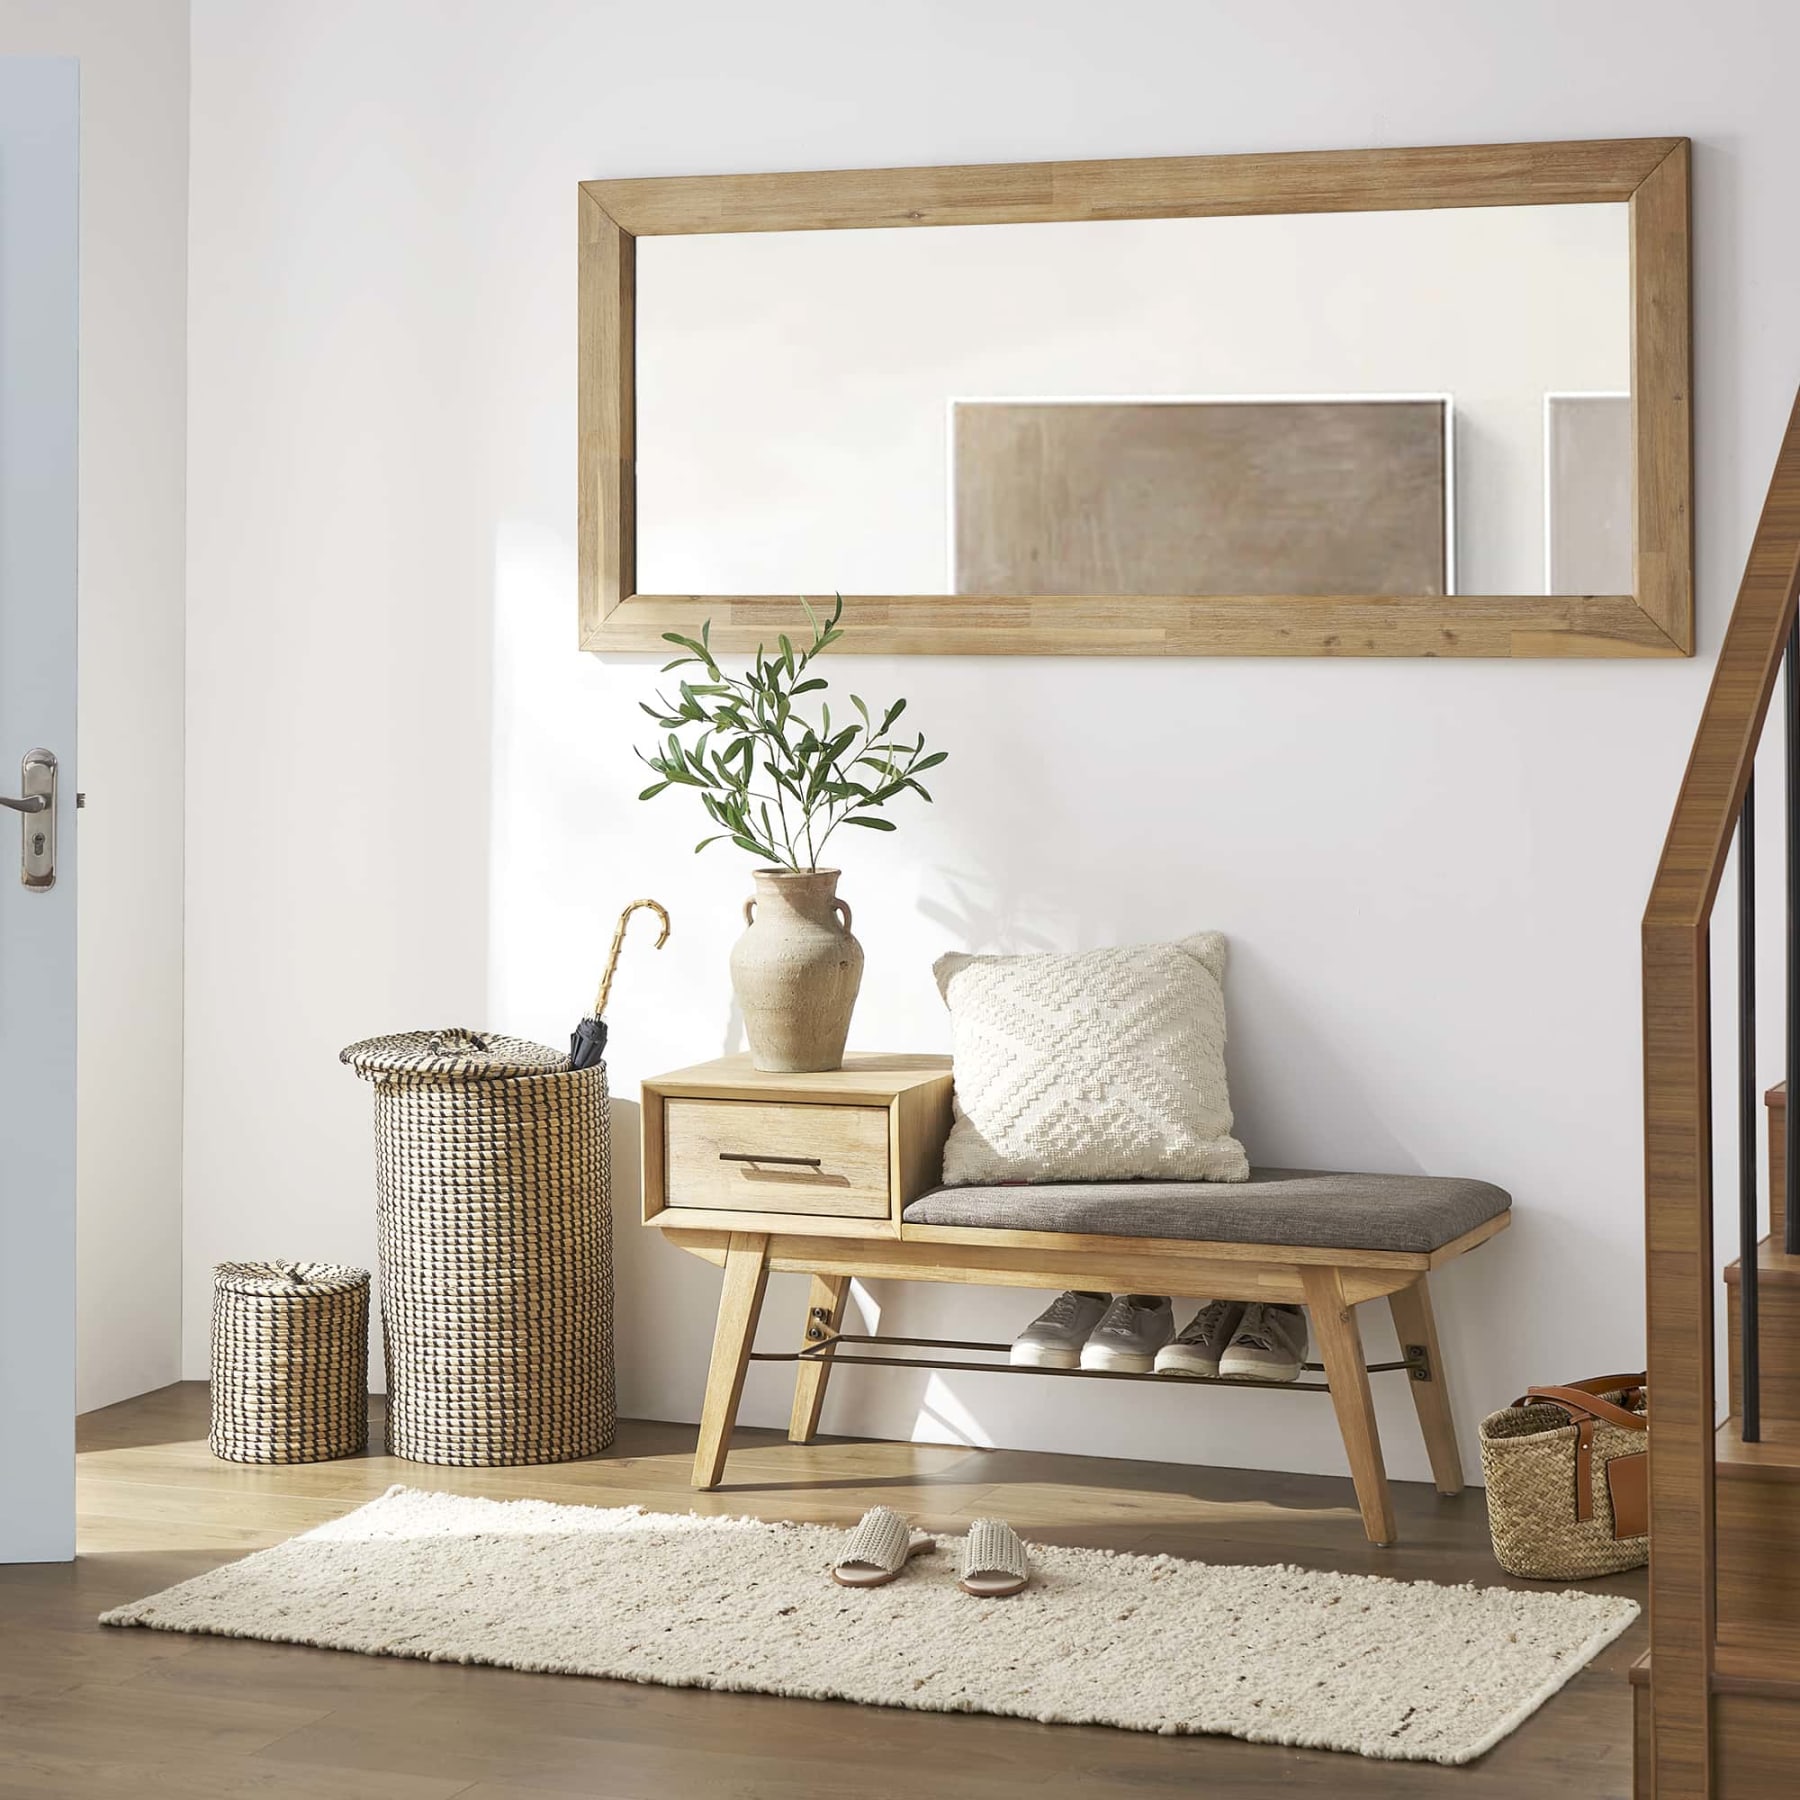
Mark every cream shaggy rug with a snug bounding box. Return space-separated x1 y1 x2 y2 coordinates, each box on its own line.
101 1486 1638 1764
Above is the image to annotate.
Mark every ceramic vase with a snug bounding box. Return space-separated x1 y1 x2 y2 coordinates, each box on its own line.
730 867 864 1072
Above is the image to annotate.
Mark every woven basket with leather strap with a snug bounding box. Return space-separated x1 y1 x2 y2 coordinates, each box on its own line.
1478 1372 1648 1579
341 1027 614 1467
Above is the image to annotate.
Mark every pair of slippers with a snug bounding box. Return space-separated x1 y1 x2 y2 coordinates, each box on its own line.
831 1506 1031 1597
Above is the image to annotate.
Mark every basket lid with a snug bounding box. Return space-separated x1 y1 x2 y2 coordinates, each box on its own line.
339 1027 570 1082
214 1259 368 1295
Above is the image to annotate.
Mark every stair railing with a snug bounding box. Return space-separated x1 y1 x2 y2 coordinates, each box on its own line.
1788 626 1800 1265
1643 385 1800 1798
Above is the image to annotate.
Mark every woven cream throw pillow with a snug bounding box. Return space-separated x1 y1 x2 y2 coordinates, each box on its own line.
932 933 1250 1186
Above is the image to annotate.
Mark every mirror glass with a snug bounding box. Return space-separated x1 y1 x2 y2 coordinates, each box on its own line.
634 203 1630 600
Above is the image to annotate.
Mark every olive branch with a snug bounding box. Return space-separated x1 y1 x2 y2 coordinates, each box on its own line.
635 595 946 871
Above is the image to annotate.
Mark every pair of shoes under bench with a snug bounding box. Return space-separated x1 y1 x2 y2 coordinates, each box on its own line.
1009 1291 1176 1373
1153 1300 1309 1382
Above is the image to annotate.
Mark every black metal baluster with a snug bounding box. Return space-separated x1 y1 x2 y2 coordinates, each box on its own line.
1788 617 1800 1255
1741 773 1762 1442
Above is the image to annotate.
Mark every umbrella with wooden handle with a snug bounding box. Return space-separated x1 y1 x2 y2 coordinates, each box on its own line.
569 899 671 1070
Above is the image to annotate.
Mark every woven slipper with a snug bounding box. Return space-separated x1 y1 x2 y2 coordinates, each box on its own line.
832 1507 937 1588
958 1518 1031 1597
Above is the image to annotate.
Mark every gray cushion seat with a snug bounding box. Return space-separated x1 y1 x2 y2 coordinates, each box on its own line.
902 1167 1511 1255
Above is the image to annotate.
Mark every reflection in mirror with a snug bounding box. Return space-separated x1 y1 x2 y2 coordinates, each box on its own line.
635 203 1629 599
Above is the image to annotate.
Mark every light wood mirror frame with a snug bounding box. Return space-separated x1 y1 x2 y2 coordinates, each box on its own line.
579 137 1691 659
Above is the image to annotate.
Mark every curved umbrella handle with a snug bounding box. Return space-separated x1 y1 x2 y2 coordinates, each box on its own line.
591 898 671 1018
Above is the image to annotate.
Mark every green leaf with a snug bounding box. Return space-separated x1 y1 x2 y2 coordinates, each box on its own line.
914 749 948 771
638 781 671 800
694 834 726 853
841 815 897 831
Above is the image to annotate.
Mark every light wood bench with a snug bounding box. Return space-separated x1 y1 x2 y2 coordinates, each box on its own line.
643 1053 1511 1547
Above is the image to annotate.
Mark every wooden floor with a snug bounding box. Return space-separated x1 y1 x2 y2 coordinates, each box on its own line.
0 1383 1646 1799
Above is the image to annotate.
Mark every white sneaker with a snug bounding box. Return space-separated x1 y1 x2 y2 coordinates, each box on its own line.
1217 1303 1308 1383
1079 1295 1176 1372
1010 1291 1110 1368
1153 1299 1247 1378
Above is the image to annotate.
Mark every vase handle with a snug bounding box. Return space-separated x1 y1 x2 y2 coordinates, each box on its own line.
834 897 853 933
743 897 756 927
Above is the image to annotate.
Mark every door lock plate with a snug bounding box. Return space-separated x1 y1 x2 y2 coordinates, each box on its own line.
13 749 56 889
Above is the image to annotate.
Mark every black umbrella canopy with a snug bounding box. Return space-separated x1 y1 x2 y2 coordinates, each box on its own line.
571 898 671 1069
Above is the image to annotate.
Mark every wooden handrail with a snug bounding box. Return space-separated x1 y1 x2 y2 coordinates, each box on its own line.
1642 386 1800 1797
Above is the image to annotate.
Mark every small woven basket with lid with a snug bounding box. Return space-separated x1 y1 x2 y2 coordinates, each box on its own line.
209 1260 370 1463
340 1027 614 1467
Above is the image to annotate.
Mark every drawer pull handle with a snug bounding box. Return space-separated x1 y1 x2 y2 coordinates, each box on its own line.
719 1151 823 1168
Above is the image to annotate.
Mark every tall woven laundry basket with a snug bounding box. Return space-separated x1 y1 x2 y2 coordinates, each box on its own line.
341 1028 614 1466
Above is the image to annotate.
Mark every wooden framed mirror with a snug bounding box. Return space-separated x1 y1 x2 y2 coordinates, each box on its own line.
579 138 1690 658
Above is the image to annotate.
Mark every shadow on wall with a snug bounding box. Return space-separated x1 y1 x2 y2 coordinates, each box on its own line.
1225 940 1426 1178
919 866 1078 957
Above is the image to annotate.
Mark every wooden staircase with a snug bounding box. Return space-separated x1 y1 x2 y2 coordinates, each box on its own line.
1634 1082 1800 1795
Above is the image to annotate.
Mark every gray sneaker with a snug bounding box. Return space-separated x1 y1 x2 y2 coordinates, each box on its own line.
1011 1290 1110 1368
1153 1299 1247 1378
1079 1294 1176 1372
1218 1302 1309 1382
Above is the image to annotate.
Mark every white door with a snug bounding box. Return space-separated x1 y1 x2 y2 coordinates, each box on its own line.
0 56 79 1565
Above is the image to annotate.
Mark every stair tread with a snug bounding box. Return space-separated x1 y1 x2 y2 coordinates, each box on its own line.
1716 1632 1800 1696
1628 1642 1800 1697
1718 1414 1800 1477
1724 1235 1800 1283
1770 1080 1786 1105
1719 1621 1800 1664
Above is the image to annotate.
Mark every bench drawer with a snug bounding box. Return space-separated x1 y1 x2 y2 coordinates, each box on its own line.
663 1099 892 1220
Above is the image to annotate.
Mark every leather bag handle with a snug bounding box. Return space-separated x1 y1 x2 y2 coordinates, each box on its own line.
1513 1375 1648 1431
1513 1375 1648 1530
1522 1384 1648 1432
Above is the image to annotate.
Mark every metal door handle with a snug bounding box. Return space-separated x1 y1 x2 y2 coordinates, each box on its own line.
7 749 57 888
719 1152 823 1167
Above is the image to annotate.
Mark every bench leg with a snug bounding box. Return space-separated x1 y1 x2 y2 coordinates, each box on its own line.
693 1232 770 1490
788 1273 850 1444
1302 1266 1397 1547
1388 1274 1465 1496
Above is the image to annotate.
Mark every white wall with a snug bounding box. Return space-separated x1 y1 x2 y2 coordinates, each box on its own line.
184 0 1798 1486
0 1 188 1414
